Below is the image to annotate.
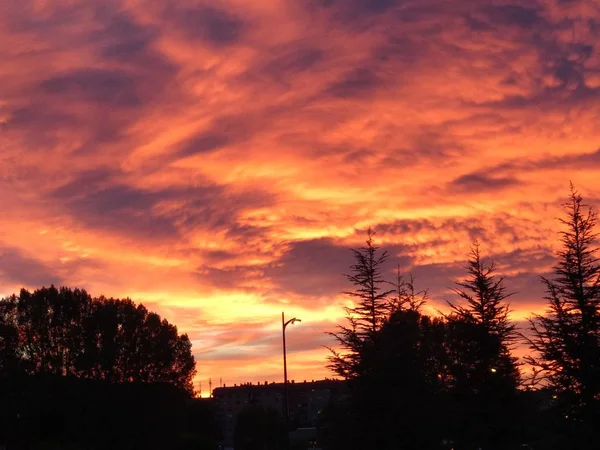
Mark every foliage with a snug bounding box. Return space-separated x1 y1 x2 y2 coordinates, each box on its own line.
327 228 393 378
390 267 428 312
448 244 517 345
0 294 19 377
0 286 196 394
368 309 450 450
526 185 600 446
326 229 452 449
446 243 520 388
325 235 529 449
323 306 451 450
445 244 521 449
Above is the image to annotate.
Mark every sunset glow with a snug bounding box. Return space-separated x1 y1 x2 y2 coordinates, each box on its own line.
1 0 599 392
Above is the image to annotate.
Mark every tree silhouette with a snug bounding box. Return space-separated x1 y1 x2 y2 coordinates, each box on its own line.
390 268 428 312
526 185 600 447
445 244 521 449
448 244 517 346
80 297 196 392
366 308 450 450
328 228 393 378
15 286 90 376
326 233 453 450
324 303 450 450
0 294 19 377
1 286 196 395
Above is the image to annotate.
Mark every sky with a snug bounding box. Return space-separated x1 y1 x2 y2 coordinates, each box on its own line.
1 0 599 393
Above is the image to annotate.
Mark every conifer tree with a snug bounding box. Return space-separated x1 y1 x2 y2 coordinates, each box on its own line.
343 228 393 337
448 244 518 365
446 244 520 449
328 228 393 378
326 232 449 450
390 268 428 313
526 185 600 431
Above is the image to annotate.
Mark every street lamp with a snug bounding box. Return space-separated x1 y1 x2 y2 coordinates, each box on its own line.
282 312 301 450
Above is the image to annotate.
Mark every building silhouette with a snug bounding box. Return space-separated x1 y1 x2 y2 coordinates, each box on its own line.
212 379 346 448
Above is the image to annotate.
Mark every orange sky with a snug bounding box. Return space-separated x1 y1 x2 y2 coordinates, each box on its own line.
1 0 600 394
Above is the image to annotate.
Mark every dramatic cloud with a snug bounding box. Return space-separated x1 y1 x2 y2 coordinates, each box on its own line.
449 173 521 193
0 247 63 287
1 0 600 390
169 5 247 45
265 238 412 297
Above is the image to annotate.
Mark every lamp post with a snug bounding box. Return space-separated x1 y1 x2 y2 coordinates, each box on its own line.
282 312 301 450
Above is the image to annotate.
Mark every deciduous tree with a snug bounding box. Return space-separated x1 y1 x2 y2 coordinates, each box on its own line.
1 286 196 395
0 294 19 376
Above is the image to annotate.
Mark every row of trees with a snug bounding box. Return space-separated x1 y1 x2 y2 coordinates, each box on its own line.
326 186 600 450
0 286 196 394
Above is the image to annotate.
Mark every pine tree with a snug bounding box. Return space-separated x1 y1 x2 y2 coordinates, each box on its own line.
371 308 450 450
446 244 521 449
326 232 448 450
390 267 428 313
344 228 393 337
526 185 600 428
448 243 518 351
327 228 393 378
